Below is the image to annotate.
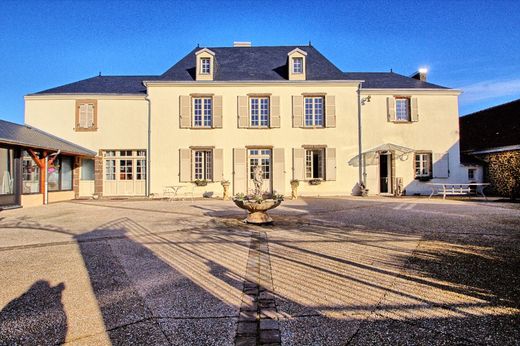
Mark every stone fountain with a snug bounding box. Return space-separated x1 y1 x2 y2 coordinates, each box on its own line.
232 165 283 224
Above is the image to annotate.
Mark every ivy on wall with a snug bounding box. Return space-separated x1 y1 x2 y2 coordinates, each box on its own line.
484 150 520 200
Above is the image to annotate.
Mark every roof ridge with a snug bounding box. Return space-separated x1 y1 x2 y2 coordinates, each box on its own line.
461 97 520 117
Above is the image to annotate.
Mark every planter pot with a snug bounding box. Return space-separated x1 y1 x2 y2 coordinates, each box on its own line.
309 179 322 185
233 199 282 224
194 181 208 186
221 182 231 200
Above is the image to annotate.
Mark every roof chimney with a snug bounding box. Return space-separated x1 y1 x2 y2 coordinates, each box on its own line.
233 41 252 47
411 68 428 82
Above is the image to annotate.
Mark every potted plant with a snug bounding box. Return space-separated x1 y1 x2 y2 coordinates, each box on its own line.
290 179 299 199
194 179 208 186
309 178 322 185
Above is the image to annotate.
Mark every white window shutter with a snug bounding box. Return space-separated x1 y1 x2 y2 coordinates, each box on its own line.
387 97 395 122
87 104 94 128
292 148 305 180
213 96 223 128
179 148 191 182
213 148 223 181
411 97 419 122
233 148 247 193
292 96 303 128
79 104 87 128
270 96 281 128
325 95 336 128
237 96 249 128
179 95 191 128
272 148 285 194
433 152 449 178
325 148 336 181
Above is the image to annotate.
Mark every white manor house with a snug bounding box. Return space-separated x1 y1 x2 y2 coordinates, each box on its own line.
19 42 470 204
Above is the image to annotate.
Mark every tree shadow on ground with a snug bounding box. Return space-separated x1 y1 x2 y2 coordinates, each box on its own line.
0 280 67 344
200 199 520 344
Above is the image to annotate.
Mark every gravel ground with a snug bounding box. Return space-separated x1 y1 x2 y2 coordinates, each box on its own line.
0 197 518 345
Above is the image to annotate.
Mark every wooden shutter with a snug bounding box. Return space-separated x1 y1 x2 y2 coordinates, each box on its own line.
272 148 285 194
179 148 191 182
212 96 223 128
433 152 449 178
292 96 303 128
411 97 419 122
237 96 249 128
213 148 223 181
325 95 336 128
387 97 395 122
79 104 87 128
325 148 336 181
233 148 247 193
293 148 305 180
179 95 191 128
86 104 94 128
270 96 281 128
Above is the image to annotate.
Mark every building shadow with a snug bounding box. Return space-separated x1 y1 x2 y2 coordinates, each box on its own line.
0 280 67 344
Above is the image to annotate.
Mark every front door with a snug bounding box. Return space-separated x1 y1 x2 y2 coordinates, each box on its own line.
248 149 272 194
379 152 393 194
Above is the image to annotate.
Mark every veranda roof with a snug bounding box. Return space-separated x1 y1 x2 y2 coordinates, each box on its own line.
348 143 415 166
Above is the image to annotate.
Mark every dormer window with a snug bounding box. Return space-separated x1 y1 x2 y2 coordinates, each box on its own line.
287 48 307 80
195 48 216 81
293 57 303 74
200 58 211 74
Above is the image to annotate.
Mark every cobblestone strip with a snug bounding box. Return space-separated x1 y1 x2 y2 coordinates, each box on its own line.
235 232 281 346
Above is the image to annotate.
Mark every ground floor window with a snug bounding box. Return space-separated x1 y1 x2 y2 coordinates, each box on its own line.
48 156 73 191
22 150 40 193
193 150 212 180
468 168 476 180
81 159 95 180
103 150 146 182
305 149 324 179
415 152 432 178
0 148 15 195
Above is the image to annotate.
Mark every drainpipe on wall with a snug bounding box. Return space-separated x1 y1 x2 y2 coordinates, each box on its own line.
145 95 151 197
357 83 363 188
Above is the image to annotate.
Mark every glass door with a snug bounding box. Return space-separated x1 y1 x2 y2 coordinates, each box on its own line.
248 149 272 193
0 147 20 207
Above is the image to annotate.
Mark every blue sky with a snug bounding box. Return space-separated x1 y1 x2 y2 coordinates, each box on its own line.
1 0 519 124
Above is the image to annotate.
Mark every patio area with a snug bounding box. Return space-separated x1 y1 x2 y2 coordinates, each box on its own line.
0 197 519 345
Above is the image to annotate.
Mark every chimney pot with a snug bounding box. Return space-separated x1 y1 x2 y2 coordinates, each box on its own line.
411 68 428 82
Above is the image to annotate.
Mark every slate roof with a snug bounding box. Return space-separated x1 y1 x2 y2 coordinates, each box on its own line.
33 76 159 95
343 72 449 89
0 119 96 156
460 98 520 153
30 45 452 94
161 45 348 81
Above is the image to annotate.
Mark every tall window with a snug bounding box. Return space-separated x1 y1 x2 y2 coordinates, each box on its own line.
304 97 324 127
250 97 269 127
81 159 95 181
200 58 211 74
194 150 212 180
136 159 146 180
105 160 116 180
22 151 40 193
193 97 212 127
415 153 432 178
305 149 324 179
119 159 133 180
48 156 73 191
395 98 411 121
293 57 303 74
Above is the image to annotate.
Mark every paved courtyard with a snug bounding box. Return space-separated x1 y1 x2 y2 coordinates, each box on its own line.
0 197 519 345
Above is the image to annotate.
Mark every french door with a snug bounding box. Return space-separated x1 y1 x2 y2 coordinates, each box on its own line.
248 149 272 193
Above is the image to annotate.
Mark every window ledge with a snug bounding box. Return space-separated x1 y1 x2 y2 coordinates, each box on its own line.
75 127 98 132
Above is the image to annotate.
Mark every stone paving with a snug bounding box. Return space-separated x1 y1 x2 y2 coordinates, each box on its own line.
0 197 519 345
